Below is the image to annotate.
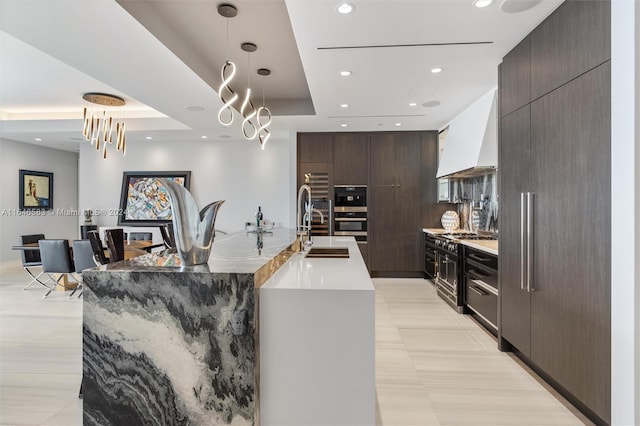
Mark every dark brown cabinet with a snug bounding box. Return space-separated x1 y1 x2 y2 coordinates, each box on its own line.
333 133 368 185
530 0 610 100
369 133 422 274
298 133 333 163
499 105 531 356
529 62 610 423
500 37 531 117
297 131 443 276
499 2 611 422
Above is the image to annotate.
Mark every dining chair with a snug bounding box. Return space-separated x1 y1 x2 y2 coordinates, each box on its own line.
87 231 109 265
105 228 125 262
160 223 176 249
20 234 46 290
69 240 97 299
39 239 74 298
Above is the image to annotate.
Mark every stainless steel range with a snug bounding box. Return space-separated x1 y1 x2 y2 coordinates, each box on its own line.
432 232 497 313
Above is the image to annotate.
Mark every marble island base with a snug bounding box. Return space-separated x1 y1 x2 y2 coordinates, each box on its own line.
82 231 374 425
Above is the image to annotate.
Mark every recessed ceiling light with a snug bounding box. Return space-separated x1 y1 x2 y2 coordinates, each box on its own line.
422 100 441 108
336 3 354 14
340 70 352 76
34 137 42 141
395 123 402 127
201 136 208 139
501 0 540 13
409 102 417 107
341 124 348 127
431 67 443 74
474 0 493 8
185 105 205 112
145 136 153 140
341 104 349 108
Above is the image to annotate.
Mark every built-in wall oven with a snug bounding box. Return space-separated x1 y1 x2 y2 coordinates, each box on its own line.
334 186 367 242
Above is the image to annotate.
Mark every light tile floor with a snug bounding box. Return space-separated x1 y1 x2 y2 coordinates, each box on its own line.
0 267 590 425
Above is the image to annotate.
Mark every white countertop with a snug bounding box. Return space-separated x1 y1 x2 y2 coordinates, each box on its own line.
261 236 374 291
459 240 498 256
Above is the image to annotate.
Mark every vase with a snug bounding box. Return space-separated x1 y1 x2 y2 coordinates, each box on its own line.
158 178 225 265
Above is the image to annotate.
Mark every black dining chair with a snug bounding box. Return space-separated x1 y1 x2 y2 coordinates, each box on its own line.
87 231 109 265
69 240 97 299
105 228 125 262
20 234 46 290
39 239 74 298
160 223 176 249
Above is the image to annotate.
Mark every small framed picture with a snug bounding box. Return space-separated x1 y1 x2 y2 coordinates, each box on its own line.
117 171 191 226
19 170 53 210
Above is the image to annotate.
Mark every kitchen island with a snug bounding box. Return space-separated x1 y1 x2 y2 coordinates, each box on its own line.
82 230 374 426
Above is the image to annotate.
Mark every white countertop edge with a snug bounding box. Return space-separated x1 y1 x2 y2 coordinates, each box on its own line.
459 240 499 256
261 236 375 291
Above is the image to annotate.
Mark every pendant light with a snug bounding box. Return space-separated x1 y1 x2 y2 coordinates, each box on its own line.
82 92 126 159
217 4 238 126
256 68 272 149
240 42 258 140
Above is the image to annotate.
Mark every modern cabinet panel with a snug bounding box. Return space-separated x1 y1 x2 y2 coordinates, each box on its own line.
500 37 531 117
369 185 396 272
369 133 423 275
333 133 368 185
298 133 333 163
369 134 396 187
530 0 611 100
498 105 531 356
529 62 610 423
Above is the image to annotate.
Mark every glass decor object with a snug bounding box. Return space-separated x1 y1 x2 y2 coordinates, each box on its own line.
159 178 225 266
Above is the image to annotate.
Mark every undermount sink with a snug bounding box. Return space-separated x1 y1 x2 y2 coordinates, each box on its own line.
305 247 350 258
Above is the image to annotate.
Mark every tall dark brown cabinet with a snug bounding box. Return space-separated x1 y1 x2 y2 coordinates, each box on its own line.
498 1 611 424
297 131 447 276
369 132 423 274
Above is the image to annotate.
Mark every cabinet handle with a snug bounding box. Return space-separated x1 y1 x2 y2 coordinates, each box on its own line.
469 285 487 296
470 279 498 296
329 200 333 236
520 192 526 291
527 192 534 292
468 253 490 263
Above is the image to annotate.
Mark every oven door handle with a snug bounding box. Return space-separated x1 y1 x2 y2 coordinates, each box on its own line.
334 217 367 222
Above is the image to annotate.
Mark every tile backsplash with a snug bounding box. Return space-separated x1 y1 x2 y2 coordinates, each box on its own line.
451 172 498 233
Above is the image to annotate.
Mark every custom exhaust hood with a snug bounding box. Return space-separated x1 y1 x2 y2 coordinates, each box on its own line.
436 88 497 179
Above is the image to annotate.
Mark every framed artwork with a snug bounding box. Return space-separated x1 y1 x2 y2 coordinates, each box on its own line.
117 171 191 226
19 169 53 210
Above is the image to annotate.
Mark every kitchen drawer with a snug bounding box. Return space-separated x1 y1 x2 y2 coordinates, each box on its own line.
464 246 498 271
465 279 498 331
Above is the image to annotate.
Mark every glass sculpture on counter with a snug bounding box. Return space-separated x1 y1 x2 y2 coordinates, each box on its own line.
158 178 224 265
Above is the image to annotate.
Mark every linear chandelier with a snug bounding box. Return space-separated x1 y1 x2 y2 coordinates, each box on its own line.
216 3 273 149
82 92 126 159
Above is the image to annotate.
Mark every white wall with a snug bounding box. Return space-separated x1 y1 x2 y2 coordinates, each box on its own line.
78 135 297 236
0 139 79 263
611 1 640 424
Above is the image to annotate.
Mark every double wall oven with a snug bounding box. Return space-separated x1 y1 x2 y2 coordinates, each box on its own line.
333 186 367 242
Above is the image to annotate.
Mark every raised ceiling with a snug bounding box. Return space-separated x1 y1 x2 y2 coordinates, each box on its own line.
0 0 563 152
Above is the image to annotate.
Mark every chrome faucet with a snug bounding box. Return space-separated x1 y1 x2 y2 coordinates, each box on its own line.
297 184 325 250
